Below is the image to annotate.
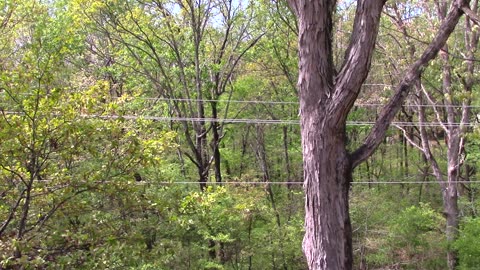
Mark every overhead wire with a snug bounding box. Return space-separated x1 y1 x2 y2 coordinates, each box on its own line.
1 111 478 127
130 97 480 109
1 108 478 186
3 179 480 186
4 91 480 108
166 181 480 185
137 180 480 185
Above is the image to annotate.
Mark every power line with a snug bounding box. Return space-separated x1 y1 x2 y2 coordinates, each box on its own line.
5 180 480 187
133 97 480 109
140 97 298 105
84 114 480 127
4 92 480 108
1 111 477 127
141 180 480 185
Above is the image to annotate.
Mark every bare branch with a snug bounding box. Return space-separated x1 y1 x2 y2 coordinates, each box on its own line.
420 83 449 133
395 125 424 151
0 189 26 237
351 1 465 168
461 5 480 25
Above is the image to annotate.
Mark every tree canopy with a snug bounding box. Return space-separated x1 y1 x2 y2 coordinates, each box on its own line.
1 1 480 269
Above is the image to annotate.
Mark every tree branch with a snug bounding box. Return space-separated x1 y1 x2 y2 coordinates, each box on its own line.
331 0 386 120
461 5 480 25
285 0 299 16
420 83 449 133
351 1 466 168
290 0 337 111
0 189 26 237
395 125 424 151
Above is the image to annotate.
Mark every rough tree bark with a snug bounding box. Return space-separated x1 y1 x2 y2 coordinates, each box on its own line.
286 1 467 269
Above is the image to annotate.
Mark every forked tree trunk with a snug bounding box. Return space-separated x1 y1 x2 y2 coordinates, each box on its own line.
287 1 466 269
288 0 385 268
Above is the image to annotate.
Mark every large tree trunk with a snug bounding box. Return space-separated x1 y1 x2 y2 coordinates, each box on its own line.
289 0 385 268
287 1 466 269
301 114 353 268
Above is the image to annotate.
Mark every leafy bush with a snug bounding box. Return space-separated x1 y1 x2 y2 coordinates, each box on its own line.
454 217 480 270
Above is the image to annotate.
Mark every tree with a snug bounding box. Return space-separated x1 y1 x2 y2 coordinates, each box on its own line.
286 0 469 269
0 2 176 267
388 1 480 268
78 0 263 192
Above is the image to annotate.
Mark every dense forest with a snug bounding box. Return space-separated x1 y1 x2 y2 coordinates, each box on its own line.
1 0 480 269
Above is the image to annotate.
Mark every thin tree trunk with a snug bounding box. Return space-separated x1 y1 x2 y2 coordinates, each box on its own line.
415 79 459 269
211 102 222 183
282 126 292 189
14 186 31 259
439 3 460 264
247 215 253 270
443 168 460 270
254 125 288 270
239 125 250 177
418 154 429 203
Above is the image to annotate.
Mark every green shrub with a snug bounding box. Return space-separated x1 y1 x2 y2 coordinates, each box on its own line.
454 217 480 270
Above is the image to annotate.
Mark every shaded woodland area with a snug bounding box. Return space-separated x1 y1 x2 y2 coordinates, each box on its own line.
1 0 480 269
